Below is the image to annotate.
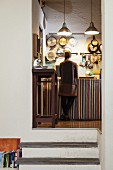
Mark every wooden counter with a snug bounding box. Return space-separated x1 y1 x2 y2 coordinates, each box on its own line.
77 78 101 120
32 69 101 127
58 78 102 120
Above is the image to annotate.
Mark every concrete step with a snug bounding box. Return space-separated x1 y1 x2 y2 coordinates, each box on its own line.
19 142 98 148
20 142 99 158
17 158 100 170
18 130 101 170
17 157 100 165
19 164 101 170
22 147 99 158
23 129 98 142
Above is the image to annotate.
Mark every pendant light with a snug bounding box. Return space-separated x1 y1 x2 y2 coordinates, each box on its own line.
85 0 99 35
57 0 72 36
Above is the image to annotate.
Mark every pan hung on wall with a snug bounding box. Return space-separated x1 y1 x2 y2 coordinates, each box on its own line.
84 0 99 35
57 0 72 36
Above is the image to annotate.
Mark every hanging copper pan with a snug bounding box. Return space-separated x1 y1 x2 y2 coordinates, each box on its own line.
88 43 99 53
46 51 56 61
91 36 99 47
99 44 102 53
59 36 67 46
46 36 57 47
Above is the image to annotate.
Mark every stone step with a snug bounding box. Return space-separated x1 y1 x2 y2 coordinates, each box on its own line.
19 142 98 148
22 148 99 159
17 157 100 165
20 142 99 158
23 129 98 142
19 130 101 170
17 158 101 170
22 147 99 158
19 164 101 170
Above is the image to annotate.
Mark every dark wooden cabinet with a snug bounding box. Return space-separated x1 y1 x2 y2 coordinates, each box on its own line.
32 68 58 128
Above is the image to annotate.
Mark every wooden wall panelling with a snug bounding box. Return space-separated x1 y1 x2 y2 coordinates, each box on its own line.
33 34 40 58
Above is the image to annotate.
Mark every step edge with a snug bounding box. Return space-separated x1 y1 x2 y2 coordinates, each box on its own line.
20 142 98 148
16 158 100 165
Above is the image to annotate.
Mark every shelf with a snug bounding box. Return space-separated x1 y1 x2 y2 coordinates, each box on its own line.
80 52 102 55
49 33 101 35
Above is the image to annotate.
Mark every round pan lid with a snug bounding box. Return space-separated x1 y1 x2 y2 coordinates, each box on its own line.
46 36 57 47
47 51 56 61
99 44 102 53
59 37 67 46
91 36 99 47
88 43 99 53
68 37 77 47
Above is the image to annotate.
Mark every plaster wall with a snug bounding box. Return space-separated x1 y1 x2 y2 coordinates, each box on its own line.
102 0 113 169
0 0 32 138
0 0 101 139
0 1 113 170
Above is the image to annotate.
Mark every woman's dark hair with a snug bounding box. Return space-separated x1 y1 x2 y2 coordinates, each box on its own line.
65 51 71 60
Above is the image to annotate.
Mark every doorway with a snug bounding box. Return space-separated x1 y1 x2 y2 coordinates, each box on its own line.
32 0 102 130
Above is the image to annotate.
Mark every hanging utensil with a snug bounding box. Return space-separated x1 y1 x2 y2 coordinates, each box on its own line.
88 43 99 53
56 47 64 57
46 51 56 61
46 36 57 47
91 36 99 47
68 37 77 47
59 36 67 46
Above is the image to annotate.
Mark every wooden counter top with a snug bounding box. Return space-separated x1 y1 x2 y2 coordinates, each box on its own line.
32 68 56 73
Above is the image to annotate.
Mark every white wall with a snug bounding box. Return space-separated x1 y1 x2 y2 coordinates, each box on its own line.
102 0 113 170
0 0 32 137
0 1 113 170
0 0 100 140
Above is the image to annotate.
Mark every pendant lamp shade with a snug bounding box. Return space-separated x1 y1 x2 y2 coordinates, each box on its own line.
57 0 72 36
85 0 99 35
57 22 72 36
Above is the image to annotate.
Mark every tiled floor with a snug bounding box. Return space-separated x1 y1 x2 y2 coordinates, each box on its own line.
37 120 102 131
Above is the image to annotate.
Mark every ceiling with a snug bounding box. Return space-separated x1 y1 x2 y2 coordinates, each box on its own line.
43 0 101 34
